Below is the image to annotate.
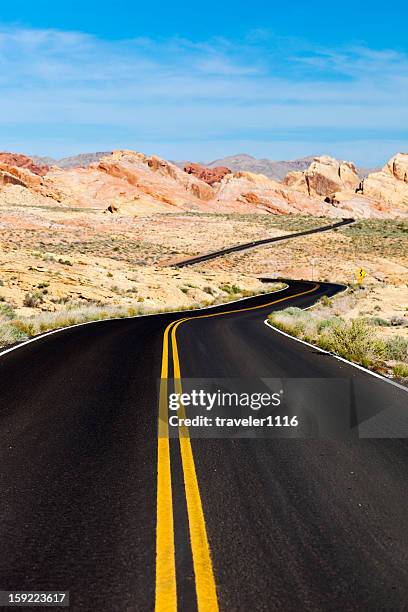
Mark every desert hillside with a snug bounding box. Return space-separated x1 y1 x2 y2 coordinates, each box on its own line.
0 148 407 374
1 149 407 218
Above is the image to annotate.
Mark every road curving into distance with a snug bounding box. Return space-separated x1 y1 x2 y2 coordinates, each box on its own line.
172 217 355 267
1 279 407 610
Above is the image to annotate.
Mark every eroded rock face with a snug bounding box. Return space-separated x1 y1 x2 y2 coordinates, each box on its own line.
283 156 360 197
214 171 337 216
213 169 395 218
39 150 215 213
0 163 43 189
99 151 215 201
361 154 408 208
184 163 231 185
1 148 406 218
0 153 49 176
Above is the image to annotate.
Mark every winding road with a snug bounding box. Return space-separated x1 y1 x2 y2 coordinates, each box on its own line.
172 217 355 267
0 279 407 611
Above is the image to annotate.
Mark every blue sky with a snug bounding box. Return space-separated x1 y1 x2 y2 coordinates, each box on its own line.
1 0 407 165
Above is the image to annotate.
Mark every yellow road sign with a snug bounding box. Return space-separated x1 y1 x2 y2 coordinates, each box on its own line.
357 267 366 283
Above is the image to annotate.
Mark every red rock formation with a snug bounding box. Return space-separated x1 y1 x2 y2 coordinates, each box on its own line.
0 161 62 202
0 152 49 176
0 163 43 189
1 148 405 218
283 156 360 197
184 162 231 185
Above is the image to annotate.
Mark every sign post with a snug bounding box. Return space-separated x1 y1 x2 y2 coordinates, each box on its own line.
357 268 366 284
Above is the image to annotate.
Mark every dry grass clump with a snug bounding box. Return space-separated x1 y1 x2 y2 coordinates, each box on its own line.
268 303 408 377
393 363 408 380
0 283 284 349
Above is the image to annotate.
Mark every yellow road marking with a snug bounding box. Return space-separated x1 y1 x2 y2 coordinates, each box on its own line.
175 283 320 323
171 320 219 611
156 283 320 611
155 322 177 612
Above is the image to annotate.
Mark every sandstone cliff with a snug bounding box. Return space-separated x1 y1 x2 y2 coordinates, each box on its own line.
361 153 408 208
0 149 407 219
0 152 49 176
283 156 360 197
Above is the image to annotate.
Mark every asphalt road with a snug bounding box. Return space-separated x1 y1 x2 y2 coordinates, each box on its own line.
172 218 355 267
0 280 407 611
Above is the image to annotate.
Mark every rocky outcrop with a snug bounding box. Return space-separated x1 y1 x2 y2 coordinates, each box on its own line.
214 171 334 216
184 162 231 185
0 160 64 203
283 156 360 197
40 150 215 213
1 148 406 219
0 153 49 176
361 154 408 208
213 169 394 218
97 151 214 201
0 163 43 189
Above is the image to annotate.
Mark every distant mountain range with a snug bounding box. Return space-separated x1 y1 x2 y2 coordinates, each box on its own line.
208 154 315 181
176 154 377 181
30 152 112 169
30 151 378 180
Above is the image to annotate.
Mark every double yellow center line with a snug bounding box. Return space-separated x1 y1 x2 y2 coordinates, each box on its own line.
155 283 320 611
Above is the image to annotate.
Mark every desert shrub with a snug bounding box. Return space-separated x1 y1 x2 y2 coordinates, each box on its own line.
384 336 408 361
316 317 339 333
269 309 386 368
0 303 16 320
23 292 44 307
319 319 384 366
0 323 28 344
283 307 304 317
393 363 408 379
220 284 242 295
11 320 36 337
368 317 390 327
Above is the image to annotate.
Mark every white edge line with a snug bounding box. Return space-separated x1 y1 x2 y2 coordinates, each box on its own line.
264 319 408 394
0 283 290 359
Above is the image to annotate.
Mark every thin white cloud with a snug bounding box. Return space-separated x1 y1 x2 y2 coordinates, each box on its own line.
0 26 406 162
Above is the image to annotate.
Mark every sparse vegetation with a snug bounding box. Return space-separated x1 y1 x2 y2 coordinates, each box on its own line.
23 291 44 307
268 294 408 378
0 303 16 320
220 284 242 295
384 336 408 361
0 283 284 349
393 363 408 379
